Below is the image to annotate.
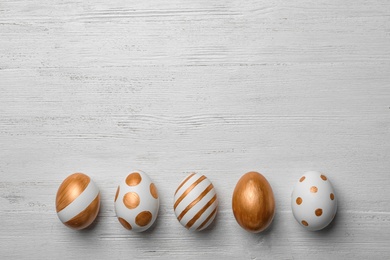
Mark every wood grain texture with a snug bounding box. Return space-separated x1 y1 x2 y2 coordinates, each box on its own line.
1 0 390 259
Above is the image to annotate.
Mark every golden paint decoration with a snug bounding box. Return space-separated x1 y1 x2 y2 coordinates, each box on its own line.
174 173 218 231
232 171 275 233
55 173 100 230
291 171 338 231
115 170 160 232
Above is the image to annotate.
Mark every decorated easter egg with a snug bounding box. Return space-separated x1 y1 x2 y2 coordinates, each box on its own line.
115 171 159 232
232 171 275 233
174 173 218 231
56 173 100 230
291 171 337 231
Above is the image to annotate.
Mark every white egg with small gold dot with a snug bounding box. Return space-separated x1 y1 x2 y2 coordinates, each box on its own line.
291 171 337 231
114 170 159 232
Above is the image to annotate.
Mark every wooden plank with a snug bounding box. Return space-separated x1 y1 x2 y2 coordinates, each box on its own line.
1 0 390 258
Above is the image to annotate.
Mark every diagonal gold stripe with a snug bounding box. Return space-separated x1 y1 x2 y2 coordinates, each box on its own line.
174 175 206 210
175 173 196 195
177 184 214 221
64 193 100 230
196 207 217 231
186 194 217 229
56 173 90 212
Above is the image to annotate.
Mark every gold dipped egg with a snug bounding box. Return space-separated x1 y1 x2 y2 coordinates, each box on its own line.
232 171 275 233
56 173 100 230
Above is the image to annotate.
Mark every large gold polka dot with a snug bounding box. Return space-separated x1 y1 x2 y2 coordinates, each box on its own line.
123 192 140 209
310 186 318 193
126 172 142 186
330 193 335 200
296 197 303 205
320 174 327 181
302 220 309 226
299 176 306 182
114 186 120 202
150 183 158 199
118 217 132 230
135 211 152 227
315 208 323 216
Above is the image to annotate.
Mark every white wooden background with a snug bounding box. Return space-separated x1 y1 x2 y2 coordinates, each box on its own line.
1 0 390 259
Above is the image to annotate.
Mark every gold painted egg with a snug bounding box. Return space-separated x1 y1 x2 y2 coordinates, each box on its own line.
114 170 160 232
173 173 218 231
55 173 100 230
232 171 275 233
291 171 337 231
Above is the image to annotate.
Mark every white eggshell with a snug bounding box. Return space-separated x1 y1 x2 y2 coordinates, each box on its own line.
114 170 159 232
291 171 337 231
174 173 218 231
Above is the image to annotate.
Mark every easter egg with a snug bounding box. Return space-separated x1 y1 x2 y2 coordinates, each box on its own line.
232 171 275 233
291 171 337 231
115 171 159 232
174 173 218 231
56 173 100 230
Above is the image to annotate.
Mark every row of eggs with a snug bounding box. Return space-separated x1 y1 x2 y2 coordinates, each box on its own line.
56 171 337 232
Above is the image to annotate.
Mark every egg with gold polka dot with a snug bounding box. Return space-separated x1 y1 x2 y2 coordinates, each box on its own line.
291 171 337 231
56 173 101 230
114 170 159 232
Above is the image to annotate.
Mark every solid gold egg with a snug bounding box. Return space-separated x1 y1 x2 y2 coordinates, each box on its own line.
232 171 275 233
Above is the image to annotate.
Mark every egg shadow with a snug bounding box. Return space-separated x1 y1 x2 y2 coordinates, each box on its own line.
136 188 164 236
140 207 160 235
82 215 100 232
191 181 222 238
75 195 104 237
316 211 339 235
60 210 102 245
191 209 219 238
312 187 341 236
243 210 277 240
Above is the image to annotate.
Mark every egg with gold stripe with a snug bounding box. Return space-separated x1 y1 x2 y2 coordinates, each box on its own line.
174 173 218 231
114 170 159 232
56 173 101 230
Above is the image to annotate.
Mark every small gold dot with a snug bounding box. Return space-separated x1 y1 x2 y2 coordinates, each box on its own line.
320 174 327 181
310 186 318 193
330 193 335 200
302 220 308 226
299 176 306 182
315 208 323 216
296 197 303 205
